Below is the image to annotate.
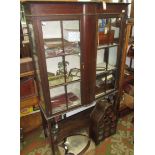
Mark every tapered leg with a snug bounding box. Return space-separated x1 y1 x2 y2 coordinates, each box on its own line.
47 121 56 155
40 110 48 138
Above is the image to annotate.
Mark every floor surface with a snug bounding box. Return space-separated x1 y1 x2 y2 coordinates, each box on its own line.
21 113 134 155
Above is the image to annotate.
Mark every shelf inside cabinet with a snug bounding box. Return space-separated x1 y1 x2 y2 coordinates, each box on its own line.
97 43 119 50
49 79 81 89
95 89 117 99
48 65 81 88
95 86 116 98
96 63 117 76
96 68 117 77
44 38 81 58
45 52 80 59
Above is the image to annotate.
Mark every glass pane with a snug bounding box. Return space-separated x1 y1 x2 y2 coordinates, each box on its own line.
111 18 120 39
105 72 116 92
63 20 80 55
98 18 120 46
42 21 63 57
96 69 116 97
46 57 65 87
50 86 67 114
63 20 80 42
96 49 106 75
108 46 117 67
42 21 61 39
65 55 81 81
67 82 81 108
28 23 46 110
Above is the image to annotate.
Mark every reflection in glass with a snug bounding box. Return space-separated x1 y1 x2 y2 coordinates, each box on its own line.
98 18 120 46
96 18 120 98
96 48 117 75
96 72 116 97
67 82 81 108
63 20 80 55
65 55 81 81
50 86 67 114
46 57 66 87
42 21 63 57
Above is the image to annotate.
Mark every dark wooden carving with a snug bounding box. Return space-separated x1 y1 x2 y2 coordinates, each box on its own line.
89 99 117 144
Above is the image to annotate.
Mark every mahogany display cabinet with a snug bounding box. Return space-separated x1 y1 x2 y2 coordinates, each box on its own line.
22 1 129 154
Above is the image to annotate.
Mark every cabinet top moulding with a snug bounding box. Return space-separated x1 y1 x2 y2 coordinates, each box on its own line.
21 0 130 3
21 1 130 17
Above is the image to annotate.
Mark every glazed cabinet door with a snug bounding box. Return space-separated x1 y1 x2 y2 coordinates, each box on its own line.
39 18 82 115
95 15 124 100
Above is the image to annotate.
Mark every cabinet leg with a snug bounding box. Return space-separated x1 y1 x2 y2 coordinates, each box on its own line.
47 121 57 155
40 110 48 138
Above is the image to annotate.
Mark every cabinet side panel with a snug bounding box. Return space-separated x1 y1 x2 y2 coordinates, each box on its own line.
26 18 52 116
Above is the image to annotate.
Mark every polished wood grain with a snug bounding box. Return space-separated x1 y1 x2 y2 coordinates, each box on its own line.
80 3 97 105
